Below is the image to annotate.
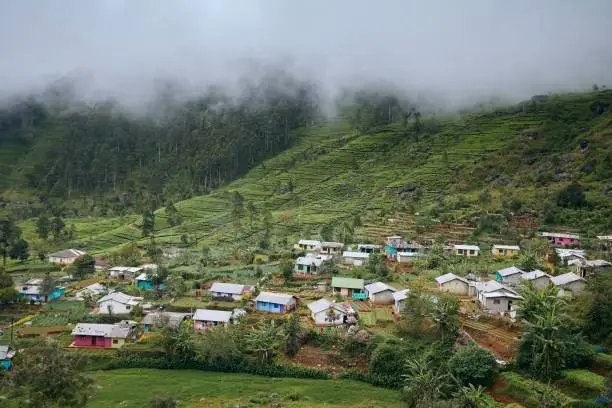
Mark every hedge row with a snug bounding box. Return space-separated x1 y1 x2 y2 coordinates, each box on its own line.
338 370 402 389
97 354 330 380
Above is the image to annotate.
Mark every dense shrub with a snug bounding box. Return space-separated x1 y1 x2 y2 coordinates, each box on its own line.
557 183 587 209
338 370 402 388
368 339 427 380
448 344 498 387
563 334 595 369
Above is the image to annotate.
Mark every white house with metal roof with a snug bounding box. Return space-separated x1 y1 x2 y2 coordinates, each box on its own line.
48 248 86 265
435 273 469 295
520 270 552 289
97 292 143 315
209 282 252 301
364 282 397 304
473 281 521 314
320 242 344 255
453 244 480 257
342 251 370 266
193 309 233 329
392 289 411 313
307 298 354 325
295 239 321 252
294 255 325 276
550 272 587 298
495 266 525 285
491 245 520 257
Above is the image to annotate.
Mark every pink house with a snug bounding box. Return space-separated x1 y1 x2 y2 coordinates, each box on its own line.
541 232 580 247
71 321 135 348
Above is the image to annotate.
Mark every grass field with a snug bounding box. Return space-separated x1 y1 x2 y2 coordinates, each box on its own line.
89 369 401 408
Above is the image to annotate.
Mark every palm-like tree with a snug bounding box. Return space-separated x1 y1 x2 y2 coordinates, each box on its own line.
529 304 566 381
402 357 449 408
453 384 490 408
430 296 459 342
517 281 564 324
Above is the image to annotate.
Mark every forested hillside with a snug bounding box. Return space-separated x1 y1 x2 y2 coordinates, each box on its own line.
0 71 318 215
7 89 610 257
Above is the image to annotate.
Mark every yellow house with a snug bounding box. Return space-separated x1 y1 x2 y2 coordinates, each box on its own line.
491 245 520 257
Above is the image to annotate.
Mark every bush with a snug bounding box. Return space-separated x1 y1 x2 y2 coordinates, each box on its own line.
500 372 573 408
556 369 606 400
368 339 427 381
564 334 595 369
448 344 498 387
557 183 587 209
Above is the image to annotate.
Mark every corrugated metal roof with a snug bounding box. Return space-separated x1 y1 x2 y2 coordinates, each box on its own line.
496 266 524 277
454 244 480 251
493 245 520 250
295 256 324 267
342 251 370 259
483 291 522 299
97 292 142 305
193 309 232 322
298 239 321 246
209 282 246 295
551 272 585 286
307 298 332 314
255 292 296 305
331 276 364 290
321 241 344 248
142 312 191 327
365 282 397 294
49 248 86 259
393 289 411 301
541 232 580 239
71 322 133 338
521 270 550 280
435 273 468 285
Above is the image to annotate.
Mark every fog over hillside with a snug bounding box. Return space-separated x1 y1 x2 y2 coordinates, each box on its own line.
1 0 612 109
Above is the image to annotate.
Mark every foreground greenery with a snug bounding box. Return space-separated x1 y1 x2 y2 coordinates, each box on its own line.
89 368 401 408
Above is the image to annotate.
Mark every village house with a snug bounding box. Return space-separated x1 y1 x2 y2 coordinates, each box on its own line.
491 245 520 257
162 247 184 259
295 239 321 252
495 266 525 285
0 346 16 370
435 273 469 295
385 235 409 259
75 283 107 300
550 272 587 298
568 258 611 278
71 320 136 348
364 282 397 304
541 232 581 247
94 258 106 271
48 248 86 265
520 270 552 289
392 289 411 314
357 244 381 254
142 311 191 332
596 235 612 249
255 292 297 314
209 282 253 301
320 242 344 255
293 255 324 277
453 244 480 258
17 278 65 303
555 248 586 264
331 277 366 300
307 298 355 326
342 251 370 267
135 265 164 290
396 251 421 263
193 309 233 329
97 292 143 315
108 266 142 281
474 281 522 315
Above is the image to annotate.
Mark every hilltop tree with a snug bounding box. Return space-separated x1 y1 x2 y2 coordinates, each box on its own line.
36 213 51 240
9 238 29 262
142 209 155 236
40 273 56 300
230 191 244 230
165 201 182 227
430 294 459 343
9 342 95 408
336 221 354 244
280 258 293 282
556 183 586 209
319 223 334 242
247 201 257 227
71 254 95 280
0 268 19 303
0 215 21 266
52 216 65 241
165 273 186 299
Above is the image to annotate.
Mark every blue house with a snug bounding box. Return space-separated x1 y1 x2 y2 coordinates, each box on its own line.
135 272 166 290
255 292 297 314
17 279 65 303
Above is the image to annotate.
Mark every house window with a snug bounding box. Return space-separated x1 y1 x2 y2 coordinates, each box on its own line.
493 299 500 305
80 335 86 340
469 250 475 255
126 305 131 310
113 339 118 344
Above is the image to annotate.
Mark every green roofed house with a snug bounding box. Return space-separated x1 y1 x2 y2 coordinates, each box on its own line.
331 277 366 300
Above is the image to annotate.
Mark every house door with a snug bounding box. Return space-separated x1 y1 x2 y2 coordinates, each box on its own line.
91 336 97 346
507 300 513 312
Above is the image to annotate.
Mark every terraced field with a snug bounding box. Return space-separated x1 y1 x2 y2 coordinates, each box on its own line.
18 90 612 257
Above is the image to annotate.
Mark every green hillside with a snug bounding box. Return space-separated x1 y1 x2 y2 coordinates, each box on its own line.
19 89 611 256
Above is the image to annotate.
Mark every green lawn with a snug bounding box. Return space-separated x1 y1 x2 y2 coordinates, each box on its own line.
90 369 401 408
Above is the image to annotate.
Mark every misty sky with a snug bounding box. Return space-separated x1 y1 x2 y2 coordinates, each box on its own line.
1 0 612 107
